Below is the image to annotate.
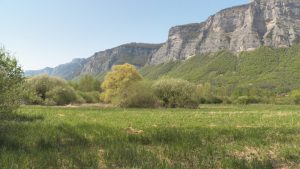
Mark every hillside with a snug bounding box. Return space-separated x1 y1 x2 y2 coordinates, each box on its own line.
25 43 162 79
141 45 300 92
25 58 87 80
25 0 300 83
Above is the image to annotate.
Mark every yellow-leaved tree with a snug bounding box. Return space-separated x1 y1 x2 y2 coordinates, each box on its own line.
100 63 142 103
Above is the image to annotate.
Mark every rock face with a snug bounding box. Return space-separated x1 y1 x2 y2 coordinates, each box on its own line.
26 0 300 79
80 43 162 75
149 0 300 64
25 43 162 79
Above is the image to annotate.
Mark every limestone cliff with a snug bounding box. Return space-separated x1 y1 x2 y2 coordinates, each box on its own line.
80 43 162 75
26 0 300 79
149 0 300 64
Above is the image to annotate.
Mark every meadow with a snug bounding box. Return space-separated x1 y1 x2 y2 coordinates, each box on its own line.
0 105 299 169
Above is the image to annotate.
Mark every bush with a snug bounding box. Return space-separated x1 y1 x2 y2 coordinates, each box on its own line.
46 86 78 105
153 78 198 108
75 75 101 92
25 75 86 106
0 48 24 113
78 91 100 103
26 75 69 101
295 95 300 105
22 82 43 105
236 96 260 105
44 98 57 106
206 97 224 104
115 81 159 108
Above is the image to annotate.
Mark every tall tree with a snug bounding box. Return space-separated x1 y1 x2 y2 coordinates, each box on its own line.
100 63 142 103
0 48 24 113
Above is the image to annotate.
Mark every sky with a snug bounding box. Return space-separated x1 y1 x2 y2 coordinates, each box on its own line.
0 0 248 70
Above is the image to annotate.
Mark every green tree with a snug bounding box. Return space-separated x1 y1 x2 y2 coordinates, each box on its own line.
46 86 78 105
0 48 24 113
100 63 142 103
77 75 100 92
116 80 158 108
26 75 68 100
153 78 198 108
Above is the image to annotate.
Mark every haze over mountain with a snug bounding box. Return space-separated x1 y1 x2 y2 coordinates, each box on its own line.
25 0 300 80
25 43 161 79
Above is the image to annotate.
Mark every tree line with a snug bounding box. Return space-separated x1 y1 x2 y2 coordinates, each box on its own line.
1 48 300 114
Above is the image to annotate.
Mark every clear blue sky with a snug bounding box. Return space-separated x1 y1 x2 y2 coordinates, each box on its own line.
0 0 248 70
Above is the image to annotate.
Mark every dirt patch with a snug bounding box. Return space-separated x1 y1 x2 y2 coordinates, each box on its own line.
152 124 158 128
235 125 260 128
233 146 262 161
98 149 107 169
208 124 217 128
232 145 300 169
126 127 144 135
64 103 113 108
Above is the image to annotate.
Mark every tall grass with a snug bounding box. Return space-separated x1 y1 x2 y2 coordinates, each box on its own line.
0 105 299 168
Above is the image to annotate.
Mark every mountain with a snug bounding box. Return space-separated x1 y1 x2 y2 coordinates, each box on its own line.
25 43 162 79
25 58 86 80
80 43 162 75
149 0 300 64
142 45 300 91
26 0 300 81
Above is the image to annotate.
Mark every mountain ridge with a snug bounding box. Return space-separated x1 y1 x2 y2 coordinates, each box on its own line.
25 43 162 79
25 0 300 80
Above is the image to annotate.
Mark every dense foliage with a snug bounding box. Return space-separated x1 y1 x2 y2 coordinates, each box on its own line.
0 48 24 113
71 74 101 92
116 81 159 108
100 63 143 103
153 78 198 108
24 75 100 105
141 46 300 105
23 45 300 107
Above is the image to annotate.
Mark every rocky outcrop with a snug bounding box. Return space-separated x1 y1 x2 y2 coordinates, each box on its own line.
25 43 162 79
80 43 162 75
149 0 300 64
26 0 300 79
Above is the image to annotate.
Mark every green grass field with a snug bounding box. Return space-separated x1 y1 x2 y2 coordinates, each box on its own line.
0 105 299 169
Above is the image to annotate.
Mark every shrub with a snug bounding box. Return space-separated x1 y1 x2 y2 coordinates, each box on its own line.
22 84 43 105
26 75 69 100
78 91 100 103
236 96 260 105
115 81 159 108
25 75 86 105
289 89 300 105
207 97 223 104
0 48 24 113
44 98 56 106
46 86 78 105
153 78 198 108
295 95 300 105
76 75 101 92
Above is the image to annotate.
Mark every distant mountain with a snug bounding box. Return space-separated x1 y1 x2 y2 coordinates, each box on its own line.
25 58 86 80
25 43 162 79
26 0 300 81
